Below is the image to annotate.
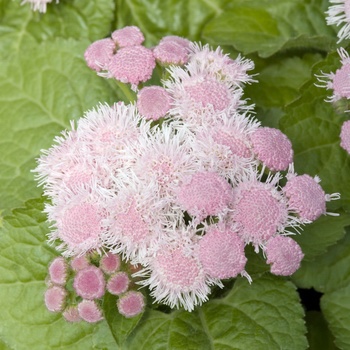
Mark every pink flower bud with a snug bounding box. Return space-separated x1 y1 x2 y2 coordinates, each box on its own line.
62 306 81 323
44 286 67 312
107 272 130 295
111 26 145 47
48 257 68 285
78 300 103 323
340 120 350 155
84 38 116 72
117 291 145 318
100 252 121 274
73 266 106 300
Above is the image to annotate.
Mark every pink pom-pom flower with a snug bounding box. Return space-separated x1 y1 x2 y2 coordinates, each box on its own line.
84 38 116 72
137 86 172 120
117 291 145 318
265 235 304 276
73 266 106 300
78 300 103 323
250 127 293 171
111 26 145 47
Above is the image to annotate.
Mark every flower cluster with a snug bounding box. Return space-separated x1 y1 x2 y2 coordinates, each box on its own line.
316 1 350 155
35 26 339 316
44 252 145 322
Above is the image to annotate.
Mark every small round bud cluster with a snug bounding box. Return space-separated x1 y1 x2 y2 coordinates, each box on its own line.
44 251 144 323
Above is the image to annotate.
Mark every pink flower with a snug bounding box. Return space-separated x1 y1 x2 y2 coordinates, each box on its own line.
107 272 130 295
250 127 293 171
48 257 68 285
265 235 304 276
70 255 90 271
108 46 156 86
229 173 295 251
100 252 121 274
160 35 191 49
340 120 350 154
176 171 233 221
44 286 67 312
198 225 247 279
153 41 189 65
62 306 81 323
316 48 350 102
137 86 172 120
117 291 145 318
111 26 145 47
84 38 116 72
78 300 104 323
73 266 106 300
136 237 219 311
326 0 350 43
284 174 328 222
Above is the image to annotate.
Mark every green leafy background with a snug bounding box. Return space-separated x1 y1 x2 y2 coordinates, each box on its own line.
0 0 349 348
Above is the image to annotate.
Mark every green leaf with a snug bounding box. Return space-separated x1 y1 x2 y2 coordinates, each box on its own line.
0 197 117 349
203 0 336 58
305 311 338 350
0 0 115 55
292 227 350 293
114 0 230 45
103 293 143 347
292 211 350 261
127 276 307 350
0 39 121 214
281 52 350 212
321 283 350 349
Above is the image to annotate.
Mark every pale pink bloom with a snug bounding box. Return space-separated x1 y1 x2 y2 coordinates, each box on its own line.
228 172 299 251
48 257 68 285
136 238 218 311
78 300 104 323
265 235 304 276
137 86 172 120
164 66 244 121
100 252 121 274
123 122 197 197
84 38 116 72
160 35 191 48
153 41 189 65
73 266 106 300
340 119 350 154
62 306 81 323
250 127 293 171
326 0 350 43
105 179 171 262
44 286 67 312
70 255 90 271
176 171 233 221
107 46 156 86
45 187 109 257
21 0 56 13
284 173 339 222
117 291 145 318
107 272 130 295
188 43 255 86
111 26 145 47
316 48 350 102
198 225 247 280
191 113 259 184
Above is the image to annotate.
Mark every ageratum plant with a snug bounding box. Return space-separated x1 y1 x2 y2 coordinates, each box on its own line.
1 1 350 349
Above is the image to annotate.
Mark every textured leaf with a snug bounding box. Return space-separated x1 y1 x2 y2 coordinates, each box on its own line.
114 0 230 44
292 227 350 293
202 0 336 57
321 283 350 350
127 276 307 350
0 198 117 350
103 293 143 347
0 39 121 214
305 311 338 350
281 52 350 212
0 0 115 55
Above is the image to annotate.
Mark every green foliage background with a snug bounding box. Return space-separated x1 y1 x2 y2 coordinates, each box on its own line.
0 0 349 348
